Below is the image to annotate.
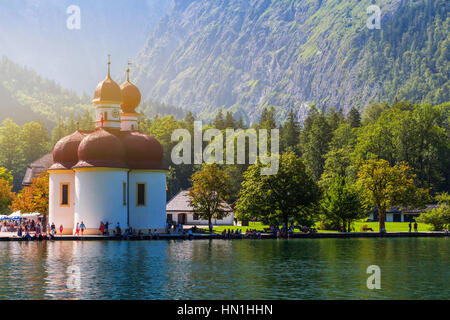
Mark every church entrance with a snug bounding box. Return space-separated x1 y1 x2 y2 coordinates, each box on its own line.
178 213 187 225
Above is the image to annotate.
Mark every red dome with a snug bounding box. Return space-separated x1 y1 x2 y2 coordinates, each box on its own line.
74 129 127 169
122 132 164 169
50 131 88 170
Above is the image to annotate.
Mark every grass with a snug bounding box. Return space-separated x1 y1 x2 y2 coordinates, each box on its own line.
210 221 433 234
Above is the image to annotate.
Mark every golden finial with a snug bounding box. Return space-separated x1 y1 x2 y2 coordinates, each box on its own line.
107 54 111 78
126 61 132 82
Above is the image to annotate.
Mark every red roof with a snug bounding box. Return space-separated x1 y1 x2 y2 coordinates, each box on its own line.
51 128 165 170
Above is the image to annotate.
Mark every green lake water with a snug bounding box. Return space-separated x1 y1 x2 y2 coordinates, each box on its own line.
0 238 448 299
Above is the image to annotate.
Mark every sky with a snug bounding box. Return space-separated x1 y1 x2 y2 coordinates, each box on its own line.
0 0 173 94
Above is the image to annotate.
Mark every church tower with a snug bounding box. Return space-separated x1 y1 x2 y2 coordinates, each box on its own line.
92 55 123 130
120 63 141 131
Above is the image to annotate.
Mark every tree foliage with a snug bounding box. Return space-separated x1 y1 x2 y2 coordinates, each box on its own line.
357 158 430 232
10 172 49 229
0 178 15 214
236 152 320 227
321 176 365 232
417 193 450 231
188 164 231 231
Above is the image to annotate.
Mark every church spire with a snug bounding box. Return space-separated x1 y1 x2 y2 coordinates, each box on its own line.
107 54 111 78
126 62 131 82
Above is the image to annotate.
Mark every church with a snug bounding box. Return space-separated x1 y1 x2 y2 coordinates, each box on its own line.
48 58 167 235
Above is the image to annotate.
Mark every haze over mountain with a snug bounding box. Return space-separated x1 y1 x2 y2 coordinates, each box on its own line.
0 0 448 126
133 0 449 123
0 0 172 94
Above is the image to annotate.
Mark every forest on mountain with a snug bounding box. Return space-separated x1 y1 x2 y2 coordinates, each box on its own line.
0 56 91 127
133 0 449 123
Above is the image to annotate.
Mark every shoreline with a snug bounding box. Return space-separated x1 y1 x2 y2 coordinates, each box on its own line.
0 231 447 241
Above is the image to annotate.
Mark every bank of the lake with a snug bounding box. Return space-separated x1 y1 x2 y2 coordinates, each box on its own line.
0 238 448 299
0 231 447 241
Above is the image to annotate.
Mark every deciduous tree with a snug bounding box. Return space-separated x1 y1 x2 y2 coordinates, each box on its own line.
236 152 320 227
357 158 429 232
188 164 231 231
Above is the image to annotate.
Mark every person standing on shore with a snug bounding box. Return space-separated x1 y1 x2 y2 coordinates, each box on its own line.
409 222 412 232
80 222 85 236
75 222 80 236
414 221 418 232
59 224 63 236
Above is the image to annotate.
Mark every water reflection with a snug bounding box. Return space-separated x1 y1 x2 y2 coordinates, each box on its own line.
0 238 448 299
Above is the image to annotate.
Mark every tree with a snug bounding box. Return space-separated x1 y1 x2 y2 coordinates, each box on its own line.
321 176 365 232
0 118 25 189
280 109 300 153
235 152 321 228
0 178 15 214
300 113 332 181
224 111 236 129
184 111 195 126
236 116 245 129
417 193 450 231
213 110 225 130
348 107 361 128
0 167 13 185
355 102 449 192
10 172 49 230
357 158 429 232
258 107 277 129
188 164 231 231
20 121 50 165
361 102 389 125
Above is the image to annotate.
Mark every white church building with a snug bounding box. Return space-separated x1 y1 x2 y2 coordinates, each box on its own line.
48 59 167 235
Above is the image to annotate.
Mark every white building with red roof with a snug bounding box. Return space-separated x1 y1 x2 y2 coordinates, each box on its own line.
48 58 167 234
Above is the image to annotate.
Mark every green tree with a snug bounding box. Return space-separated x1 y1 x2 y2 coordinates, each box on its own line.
321 176 365 232
0 167 13 185
300 113 332 181
0 119 25 189
213 109 225 130
280 109 300 153
361 102 389 125
258 107 277 129
357 158 430 232
188 164 231 231
20 121 50 165
348 107 361 128
417 193 450 231
224 111 236 129
236 152 320 228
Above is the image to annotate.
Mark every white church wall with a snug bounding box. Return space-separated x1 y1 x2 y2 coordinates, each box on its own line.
129 171 166 231
74 169 128 234
49 171 75 234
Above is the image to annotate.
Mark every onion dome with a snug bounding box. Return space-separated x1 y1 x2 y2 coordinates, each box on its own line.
120 64 141 113
121 132 164 169
92 56 123 105
49 131 87 170
74 129 127 169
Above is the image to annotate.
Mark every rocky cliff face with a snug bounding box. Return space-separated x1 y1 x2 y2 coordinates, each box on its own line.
134 0 449 123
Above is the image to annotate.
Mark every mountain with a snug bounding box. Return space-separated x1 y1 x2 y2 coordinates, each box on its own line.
133 0 449 123
0 0 173 94
0 56 90 127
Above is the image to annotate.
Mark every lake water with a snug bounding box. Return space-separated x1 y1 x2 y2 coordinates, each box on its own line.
0 238 448 299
